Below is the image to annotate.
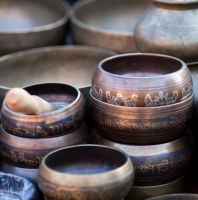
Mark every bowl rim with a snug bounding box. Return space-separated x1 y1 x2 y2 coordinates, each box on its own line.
70 0 141 36
2 83 83 118
89 89 194 110
39 144 134 186
153 0 198 5
0 0 69 34
146 193 198 200
98 53 187 79
0 123 87 149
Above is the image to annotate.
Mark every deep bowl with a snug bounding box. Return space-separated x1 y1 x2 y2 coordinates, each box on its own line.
0 124 88 168
89 90 193 144
146 193 198 200
1 83 86 138
38 144 134 200
92 53 192 107
0 172 40 200
0 0 69 55
92 130 192 186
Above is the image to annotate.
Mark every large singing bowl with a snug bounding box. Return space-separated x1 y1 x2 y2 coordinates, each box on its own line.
146 194 198 200
0 0 69 55
0 46 115 105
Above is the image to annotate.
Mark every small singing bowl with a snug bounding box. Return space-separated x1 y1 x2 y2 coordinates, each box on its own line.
1 83 86 138
92 131 192 186
38 144 134 200
126 176 184 200
0 123 88 168
89 90 193 144
92 53 192 107
146 194 198 200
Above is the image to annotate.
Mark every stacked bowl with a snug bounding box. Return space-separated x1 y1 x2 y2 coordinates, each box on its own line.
90 53 194 199
0 83 88 183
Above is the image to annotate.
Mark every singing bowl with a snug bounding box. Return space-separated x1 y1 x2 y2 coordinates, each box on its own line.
0 46 115 105
0 0 69 55
92 53 192 107
92 131 192 186
0 160 38 184
0 172 40 200
0 123 88 168
38 144 134 200
125 176 184 200
1 83 86 138
89 91 193 144
146 193 198 200
70 0 149 52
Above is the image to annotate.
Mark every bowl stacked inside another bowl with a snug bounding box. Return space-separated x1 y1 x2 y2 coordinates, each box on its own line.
0 83 88 183
90 53 193 199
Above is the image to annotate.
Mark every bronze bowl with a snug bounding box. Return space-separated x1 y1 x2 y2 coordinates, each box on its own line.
0 0 69 55
146 193 198 200
0 160 39 183
126 176 184 200
38 144 134 200
0 172 40 200
1 83 86 138
89 90 193 144
0 123 88 168
92 131 192 186
0 45 115 105
70 0 149 53
92 53 192 107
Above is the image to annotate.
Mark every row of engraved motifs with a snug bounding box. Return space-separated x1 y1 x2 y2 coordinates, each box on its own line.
1 113 84 137
136 154 189 175
0 146 42 167
93 82 192 107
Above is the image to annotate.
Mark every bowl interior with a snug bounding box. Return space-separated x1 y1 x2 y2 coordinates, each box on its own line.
101 54 182 78
45 145 127 174
24 83 78 111
74 0 148 34
0 0 66 31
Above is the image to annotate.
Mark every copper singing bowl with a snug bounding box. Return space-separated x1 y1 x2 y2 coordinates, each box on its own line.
92 53 192 107
0 46 115 105
38 144 134 200
92 131 192 186
134 0 198 63
0 172 40 200
1 83 86 138
126 176 184 200
0 0 69 55
146 194 198 200
0 124 88 168
89 91 193 144
70 0 149 52
0 160 38 183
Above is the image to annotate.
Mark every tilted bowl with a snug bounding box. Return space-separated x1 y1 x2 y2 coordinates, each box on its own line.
146 193 198 200
0 0 69 55
92 53 192 107
1 83 86 138
0 123 88 168
38 144 134 200
89 90 193 144
92 130 192 186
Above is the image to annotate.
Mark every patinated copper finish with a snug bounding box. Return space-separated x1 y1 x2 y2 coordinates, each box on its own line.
89 91 193 144
0 0 69 55
126 176 184 200
0 160 38 183
0 124 88 168
38 144 134 200
1 83 86 138
92 131 192 186
70 0 149 52
146 194 198 200
134 0 198 63
92 53 192 107
0 46 115 105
